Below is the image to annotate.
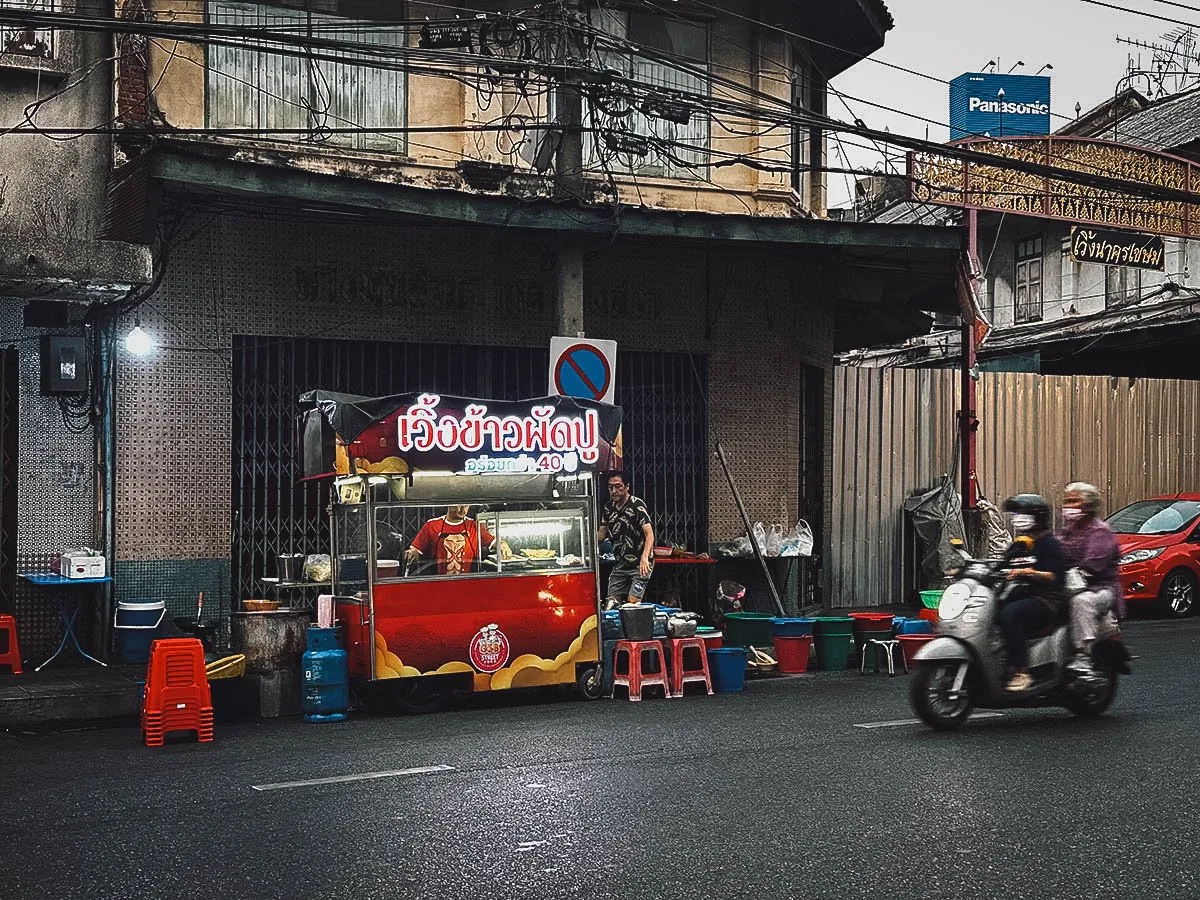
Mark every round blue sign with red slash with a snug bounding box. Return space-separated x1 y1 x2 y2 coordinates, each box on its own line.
553 343 612 402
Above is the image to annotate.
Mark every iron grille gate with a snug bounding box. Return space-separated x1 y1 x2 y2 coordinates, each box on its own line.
0 348 15 615
231 336 709 609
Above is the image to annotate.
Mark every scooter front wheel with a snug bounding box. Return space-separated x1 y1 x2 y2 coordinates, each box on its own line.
910 661 974 731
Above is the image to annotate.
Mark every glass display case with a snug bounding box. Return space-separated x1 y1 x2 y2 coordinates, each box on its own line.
329 474 594 581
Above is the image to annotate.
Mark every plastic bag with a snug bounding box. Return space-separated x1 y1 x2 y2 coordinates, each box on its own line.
765 523 785 557
751 521 768 555
304 554 332 582
780 519 814 557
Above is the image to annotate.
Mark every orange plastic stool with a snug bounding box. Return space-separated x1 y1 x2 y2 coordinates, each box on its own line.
0 614 22 674
612 639 671 701
142 637 212 747
666 637 713 697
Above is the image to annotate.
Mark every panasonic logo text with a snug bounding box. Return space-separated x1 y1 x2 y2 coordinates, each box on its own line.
968 97 1049 115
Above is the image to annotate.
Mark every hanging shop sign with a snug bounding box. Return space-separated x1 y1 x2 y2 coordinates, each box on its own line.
1069 226 1165 271
909 136 1200 239
298 390 623 478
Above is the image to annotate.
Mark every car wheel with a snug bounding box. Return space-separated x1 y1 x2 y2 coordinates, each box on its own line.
1159 569 1198 618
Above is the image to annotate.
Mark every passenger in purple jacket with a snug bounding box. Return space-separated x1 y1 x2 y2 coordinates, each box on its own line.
1058 481 1124 674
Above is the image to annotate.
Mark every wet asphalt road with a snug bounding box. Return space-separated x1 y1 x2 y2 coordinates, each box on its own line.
3 617 1200 900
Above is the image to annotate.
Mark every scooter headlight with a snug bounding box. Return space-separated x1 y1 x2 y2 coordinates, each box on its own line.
938 583 973 620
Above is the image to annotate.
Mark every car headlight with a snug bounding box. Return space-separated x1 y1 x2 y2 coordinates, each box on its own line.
1119 547 1165 566
938 583 973 620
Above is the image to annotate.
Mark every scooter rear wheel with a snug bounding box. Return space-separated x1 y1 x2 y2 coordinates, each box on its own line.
910 661 974 731
1063 671 1118 717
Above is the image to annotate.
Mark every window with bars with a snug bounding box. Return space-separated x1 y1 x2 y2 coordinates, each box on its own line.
1105 266 1141 309
1014 234 1043 323
585 7 710 179
207 0 406 153
1 0 54 60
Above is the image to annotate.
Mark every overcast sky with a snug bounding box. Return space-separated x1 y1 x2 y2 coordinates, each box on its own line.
827 0 1189 206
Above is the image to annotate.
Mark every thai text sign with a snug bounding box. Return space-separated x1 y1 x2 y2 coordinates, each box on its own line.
1069 227 1165 271
299 390 623 477
909 137 1200 239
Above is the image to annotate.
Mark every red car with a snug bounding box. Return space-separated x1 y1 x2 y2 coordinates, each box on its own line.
1107 494 1200 617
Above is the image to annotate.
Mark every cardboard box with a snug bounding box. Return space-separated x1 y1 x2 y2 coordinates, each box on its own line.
60 550 106 579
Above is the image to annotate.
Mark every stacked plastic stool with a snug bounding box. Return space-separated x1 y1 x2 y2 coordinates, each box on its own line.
612 639 671 701
142 637 213 747
667 637 713 697
0 614 22 674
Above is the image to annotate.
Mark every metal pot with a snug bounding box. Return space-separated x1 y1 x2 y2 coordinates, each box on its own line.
277 553 306 583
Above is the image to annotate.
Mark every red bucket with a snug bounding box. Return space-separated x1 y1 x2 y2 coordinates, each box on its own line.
700 631 724 651
897 634 937 668
916 608 940 624
849 612 894 630
773 635 812 674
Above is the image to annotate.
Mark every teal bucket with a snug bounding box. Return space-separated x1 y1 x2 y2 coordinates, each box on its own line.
813 616 854 671
707 647 748 693
114 600 165 665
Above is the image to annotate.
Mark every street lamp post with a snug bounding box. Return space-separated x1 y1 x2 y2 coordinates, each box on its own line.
997 87 1006 138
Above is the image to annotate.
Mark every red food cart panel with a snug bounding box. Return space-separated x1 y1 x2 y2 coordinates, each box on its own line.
366 571 599 690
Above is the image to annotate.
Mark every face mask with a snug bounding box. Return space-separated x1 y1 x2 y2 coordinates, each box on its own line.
1062 507 1085 526
1011 513 1036 533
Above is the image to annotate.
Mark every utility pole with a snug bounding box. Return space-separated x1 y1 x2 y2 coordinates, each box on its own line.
552 0 585 336
960 210 981 535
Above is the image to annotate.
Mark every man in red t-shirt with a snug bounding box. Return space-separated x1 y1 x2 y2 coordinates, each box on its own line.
404 506 510 575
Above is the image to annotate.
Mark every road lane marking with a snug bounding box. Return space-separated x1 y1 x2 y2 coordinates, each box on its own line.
251 764 455 791
853 712 1004 729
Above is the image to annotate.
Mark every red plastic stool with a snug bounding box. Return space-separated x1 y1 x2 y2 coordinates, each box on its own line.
612 640 671 701
666 637 713 697
142 637 212 747
0 614 23 675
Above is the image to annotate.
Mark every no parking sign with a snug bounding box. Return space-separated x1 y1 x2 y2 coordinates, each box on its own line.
549 336 617 405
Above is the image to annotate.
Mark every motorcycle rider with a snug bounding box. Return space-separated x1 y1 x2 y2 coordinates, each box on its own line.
997 494 1069 692
1058 482 1124 676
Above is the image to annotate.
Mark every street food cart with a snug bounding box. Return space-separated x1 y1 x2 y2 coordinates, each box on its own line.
297 390 623 703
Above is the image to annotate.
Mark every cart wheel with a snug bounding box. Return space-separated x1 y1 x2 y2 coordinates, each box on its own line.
361 681 445 715
577 665 604 700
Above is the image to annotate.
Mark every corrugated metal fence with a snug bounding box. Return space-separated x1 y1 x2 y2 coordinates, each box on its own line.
832 367 1200 608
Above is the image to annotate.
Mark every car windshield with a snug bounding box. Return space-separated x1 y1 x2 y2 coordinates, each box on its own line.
1107 500 1200 535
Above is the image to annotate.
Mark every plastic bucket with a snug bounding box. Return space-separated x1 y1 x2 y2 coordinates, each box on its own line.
699 631 724 651
813 616 853 670
619 604 655 641
898 634 937 668
707 647 748 693
899 619 934 635
774 635 812 674
724 612 774 647
114 600 166 665
919 589 944 610
770 617 815 638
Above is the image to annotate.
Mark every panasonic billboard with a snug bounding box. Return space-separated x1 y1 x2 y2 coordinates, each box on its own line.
949 72 1051 140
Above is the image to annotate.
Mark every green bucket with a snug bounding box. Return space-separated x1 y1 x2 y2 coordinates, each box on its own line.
812 616 853 670
919 590 944 610
723 612 774 648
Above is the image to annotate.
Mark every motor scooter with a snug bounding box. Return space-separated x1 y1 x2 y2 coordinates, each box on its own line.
909 538 1131 731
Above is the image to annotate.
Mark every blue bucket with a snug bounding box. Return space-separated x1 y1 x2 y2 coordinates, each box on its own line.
899 619 934 635
114 600 165 665
707 647 748 693
770 617 815 638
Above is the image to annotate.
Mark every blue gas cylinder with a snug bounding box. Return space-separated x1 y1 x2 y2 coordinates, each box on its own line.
303 626 348 723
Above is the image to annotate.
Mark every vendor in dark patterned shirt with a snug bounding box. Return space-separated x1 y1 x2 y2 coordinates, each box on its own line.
596 471 655 608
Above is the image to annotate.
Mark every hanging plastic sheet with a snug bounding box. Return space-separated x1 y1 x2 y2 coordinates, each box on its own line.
903 475 967 586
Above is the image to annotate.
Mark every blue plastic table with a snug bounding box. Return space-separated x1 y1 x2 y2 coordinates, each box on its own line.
17 573 113 671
